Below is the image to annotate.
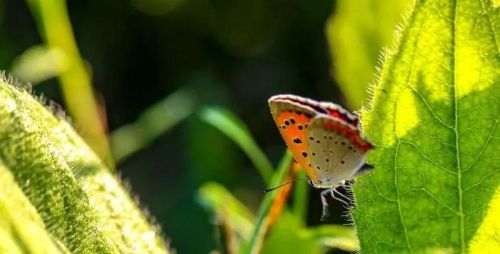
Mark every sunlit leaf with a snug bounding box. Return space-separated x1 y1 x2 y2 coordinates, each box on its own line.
0 162 69 254
0 76 169 253
326 0 411 108
354 0 500 252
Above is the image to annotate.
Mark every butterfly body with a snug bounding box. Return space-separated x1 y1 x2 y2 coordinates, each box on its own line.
269 94 373 218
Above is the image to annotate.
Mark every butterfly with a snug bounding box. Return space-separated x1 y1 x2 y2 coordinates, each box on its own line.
268 94 373 220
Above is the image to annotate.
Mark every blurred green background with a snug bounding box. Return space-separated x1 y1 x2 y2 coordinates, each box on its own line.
0 0 409 253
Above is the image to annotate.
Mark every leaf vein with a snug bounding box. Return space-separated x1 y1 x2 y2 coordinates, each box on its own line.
369 174 398 202
414 187 459 214
463 117 499 174
400 141 457 175
451 1 466 251
408 86 454 129
478 0 500 53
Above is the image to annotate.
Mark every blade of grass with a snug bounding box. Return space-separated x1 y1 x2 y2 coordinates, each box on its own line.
245 151 292 254
199 106 274 184
111 88 197 162
197 182 255 239
26 0 113 167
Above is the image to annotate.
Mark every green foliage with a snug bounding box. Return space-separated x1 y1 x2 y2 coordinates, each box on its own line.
197 180 360 254
355 0 500 252
197 106 359 253
260 213 360 254
326 0 411 108
0 77 169 253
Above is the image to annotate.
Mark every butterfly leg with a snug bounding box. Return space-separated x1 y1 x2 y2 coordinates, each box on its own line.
329 188 350 206
330 187 351 205
320 190 331 221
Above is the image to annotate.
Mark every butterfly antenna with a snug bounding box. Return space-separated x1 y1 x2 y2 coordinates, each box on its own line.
264 177 311 193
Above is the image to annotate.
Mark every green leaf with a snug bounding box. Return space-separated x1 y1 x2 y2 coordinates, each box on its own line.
354 0 500 253
0 76 169 253
0 161 69 254
199 106 274 183
10 45 68 85
326 0 411 108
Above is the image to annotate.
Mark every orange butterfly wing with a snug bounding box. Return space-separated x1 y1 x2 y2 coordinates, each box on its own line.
269 96 318 181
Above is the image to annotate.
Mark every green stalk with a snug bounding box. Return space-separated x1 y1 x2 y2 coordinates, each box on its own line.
26 0 114 168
